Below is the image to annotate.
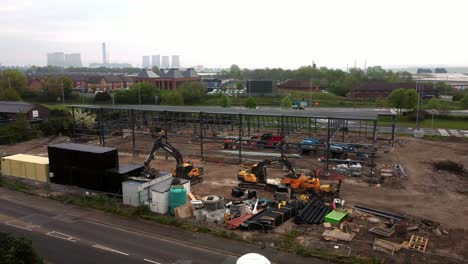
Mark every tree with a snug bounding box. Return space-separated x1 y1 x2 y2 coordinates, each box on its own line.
161 91 184 105
426 97 441 110
404 89 418 110
229 64 242 78
43 76 73 100
461 93 468 110
178 82 206 104
366 66 386 81
73 109 96 129
417 68 432 74
219 94 230 108
281 96 292 109
388 88 408 115
0 232 43 264
245 96 257 109
115 82 159 104
94 91 112 103
0 70 28 95
0 88 21 101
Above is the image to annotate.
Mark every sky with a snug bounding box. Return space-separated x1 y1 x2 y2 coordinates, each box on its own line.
1 0 467 69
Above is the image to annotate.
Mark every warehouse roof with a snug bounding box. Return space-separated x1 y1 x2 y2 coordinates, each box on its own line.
2 154 49 164
70 105 395 120
0 101 37 113
49 143 116 154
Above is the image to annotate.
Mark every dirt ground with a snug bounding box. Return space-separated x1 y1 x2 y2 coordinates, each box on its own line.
1 135 468 263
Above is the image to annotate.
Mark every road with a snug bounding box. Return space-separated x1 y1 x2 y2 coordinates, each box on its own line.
0 198 237 264
0 190 323 264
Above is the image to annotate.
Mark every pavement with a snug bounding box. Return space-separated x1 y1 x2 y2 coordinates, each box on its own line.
0 188 323 264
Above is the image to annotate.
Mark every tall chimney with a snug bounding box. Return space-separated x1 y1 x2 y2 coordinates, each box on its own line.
102 42 107 65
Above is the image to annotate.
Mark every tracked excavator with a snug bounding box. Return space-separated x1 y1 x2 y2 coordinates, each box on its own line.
144 135 203 184
238 154 339 193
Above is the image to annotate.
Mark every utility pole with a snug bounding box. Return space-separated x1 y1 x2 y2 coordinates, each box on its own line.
415 81 420 130
61 80 65 104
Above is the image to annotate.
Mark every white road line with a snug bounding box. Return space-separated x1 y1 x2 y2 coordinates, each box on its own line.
437 129 449 136
46 231 78 242
92 244 129 256
144 259 161 264
449 129 461 137
5 221 38 231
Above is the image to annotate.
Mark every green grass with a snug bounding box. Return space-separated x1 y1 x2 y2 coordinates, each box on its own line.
379 116 468 130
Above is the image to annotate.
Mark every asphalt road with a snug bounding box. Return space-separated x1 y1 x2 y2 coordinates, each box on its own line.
0 192 325 264
0 198 238 264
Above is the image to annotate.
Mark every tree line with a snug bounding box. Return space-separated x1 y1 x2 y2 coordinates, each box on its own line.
220 65 413 96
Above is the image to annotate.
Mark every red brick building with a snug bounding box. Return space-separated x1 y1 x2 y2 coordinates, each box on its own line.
27 77 43 91
133 68 201 90
278 80 321 92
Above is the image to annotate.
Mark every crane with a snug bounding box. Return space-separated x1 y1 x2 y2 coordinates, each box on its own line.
144 136 203 184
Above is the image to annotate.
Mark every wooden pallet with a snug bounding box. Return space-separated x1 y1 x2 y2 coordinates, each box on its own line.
373 238 402 255
408 235 428 253
369 226 395 237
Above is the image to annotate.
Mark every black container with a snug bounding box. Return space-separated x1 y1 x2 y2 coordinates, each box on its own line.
48 143 118 171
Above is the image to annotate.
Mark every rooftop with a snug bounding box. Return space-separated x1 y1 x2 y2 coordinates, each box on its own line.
0 101 36 113
70 105 396 120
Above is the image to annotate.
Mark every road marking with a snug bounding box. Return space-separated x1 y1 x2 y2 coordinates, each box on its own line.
46 231 78 242
437 129 449 136
449 129 461 137
144 259 161 264
92 244 129 256
5 220 38 231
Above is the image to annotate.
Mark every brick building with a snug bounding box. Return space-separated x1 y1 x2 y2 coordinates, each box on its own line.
278 80 321 92
133 68 201 90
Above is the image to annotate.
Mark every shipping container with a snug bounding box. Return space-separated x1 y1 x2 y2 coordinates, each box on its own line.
1 154 49 182
48 143 118 171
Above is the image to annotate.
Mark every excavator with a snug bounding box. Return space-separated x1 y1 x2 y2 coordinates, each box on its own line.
143 135 203 184
238 154 338 194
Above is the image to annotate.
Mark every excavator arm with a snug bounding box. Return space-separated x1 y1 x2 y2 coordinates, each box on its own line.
144 136 184 177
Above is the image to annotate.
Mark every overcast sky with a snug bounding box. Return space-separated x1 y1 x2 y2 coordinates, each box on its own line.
1 0 467 69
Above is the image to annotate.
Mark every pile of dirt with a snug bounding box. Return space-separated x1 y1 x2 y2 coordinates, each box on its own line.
432 160 467 177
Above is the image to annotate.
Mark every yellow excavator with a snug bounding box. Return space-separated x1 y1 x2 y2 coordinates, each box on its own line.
144 136 203 184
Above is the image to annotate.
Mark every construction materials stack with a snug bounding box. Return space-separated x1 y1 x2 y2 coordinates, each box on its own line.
295 196 332 225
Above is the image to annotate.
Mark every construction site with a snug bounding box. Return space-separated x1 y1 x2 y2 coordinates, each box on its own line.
1 105 467 264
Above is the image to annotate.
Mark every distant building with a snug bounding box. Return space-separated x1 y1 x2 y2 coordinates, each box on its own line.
351 83 436 98
246 80 278 96
142 56 151 68
0 101 49 121
161 56 170 69
134 68 201 90
102 42 108 65
118 75 134 88
87 75 124 92
89 63 132 68
278 80 321 93
27 76 44 91
64 53 82 67
171 55 180 68
202 78 222 91
152 55 160 68
47 52 65 67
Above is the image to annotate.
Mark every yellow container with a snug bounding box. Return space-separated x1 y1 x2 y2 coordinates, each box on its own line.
1 154 49 182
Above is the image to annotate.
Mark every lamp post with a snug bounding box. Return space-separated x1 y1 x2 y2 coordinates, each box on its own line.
61 80 65 104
